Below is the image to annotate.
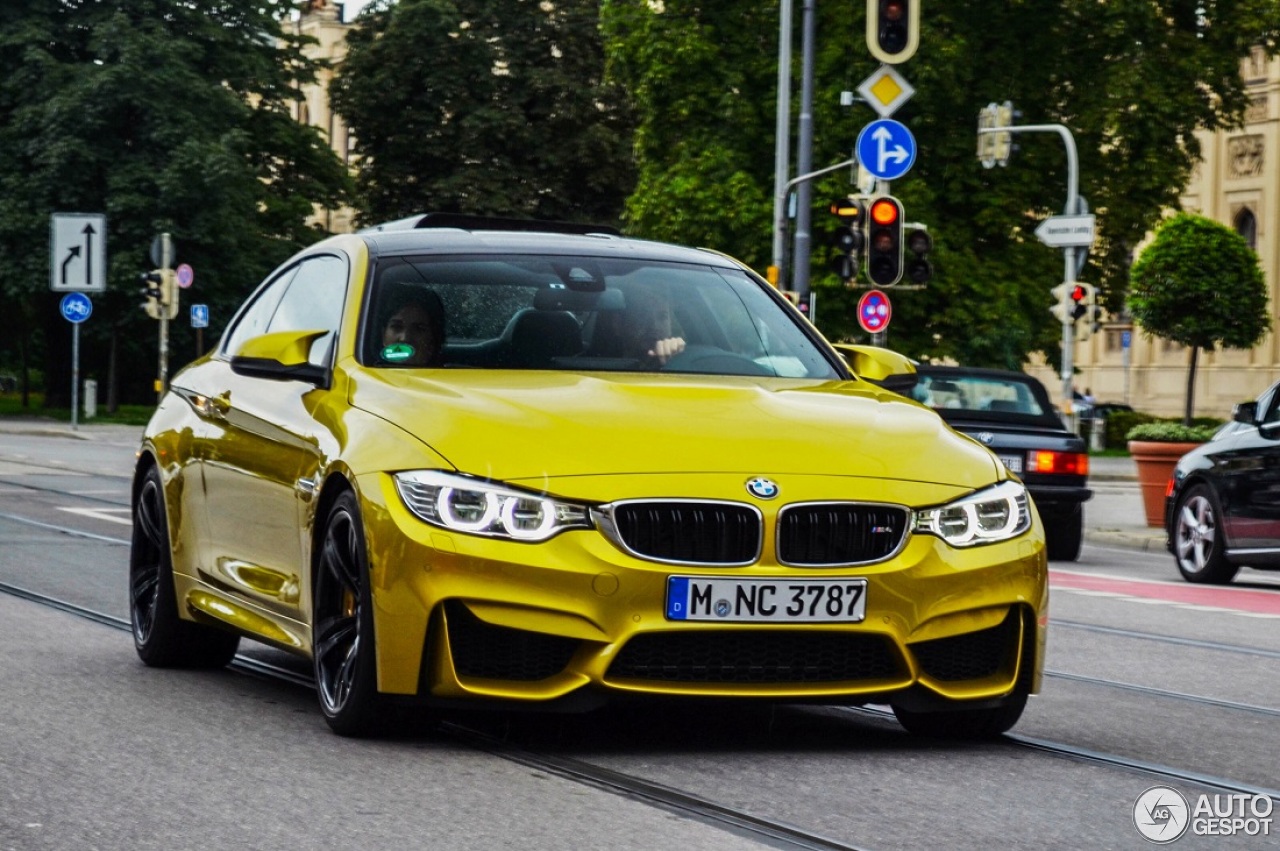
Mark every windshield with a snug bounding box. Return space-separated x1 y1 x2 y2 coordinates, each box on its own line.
361 254 840 379
910 373 1052 417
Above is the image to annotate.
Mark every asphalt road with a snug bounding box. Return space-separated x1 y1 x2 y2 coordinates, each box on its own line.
1 419 1277 850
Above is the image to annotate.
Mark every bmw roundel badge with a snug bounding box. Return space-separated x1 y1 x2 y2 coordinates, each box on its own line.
745 477 779 499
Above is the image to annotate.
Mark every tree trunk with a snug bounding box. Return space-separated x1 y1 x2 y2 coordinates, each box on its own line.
1184 345 1198 426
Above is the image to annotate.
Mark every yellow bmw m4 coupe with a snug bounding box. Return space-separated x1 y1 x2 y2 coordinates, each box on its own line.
130 214 1047 738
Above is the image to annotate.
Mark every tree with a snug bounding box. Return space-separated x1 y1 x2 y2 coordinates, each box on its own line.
0 0 351 408
332 0 635 227
1128 213 1269 424
600 0 1280 370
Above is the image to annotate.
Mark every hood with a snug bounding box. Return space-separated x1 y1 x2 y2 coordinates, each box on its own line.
348 369 1001 489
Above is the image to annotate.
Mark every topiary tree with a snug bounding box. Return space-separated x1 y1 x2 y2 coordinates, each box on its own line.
1128 213 1270 425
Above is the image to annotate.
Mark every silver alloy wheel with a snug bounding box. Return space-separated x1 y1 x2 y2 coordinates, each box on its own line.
1175 492 1216 574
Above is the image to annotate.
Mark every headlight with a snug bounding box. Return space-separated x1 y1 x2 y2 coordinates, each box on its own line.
912 480 1031 547
393 470 592 542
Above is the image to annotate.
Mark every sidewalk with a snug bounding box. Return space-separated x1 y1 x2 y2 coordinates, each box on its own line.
0 417 1167 553
1085 455 1168 553
0 415 144 445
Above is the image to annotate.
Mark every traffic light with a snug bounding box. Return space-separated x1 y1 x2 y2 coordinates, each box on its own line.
781 290 801 307
139 271 164 320
905 227 932 284
1069 283 1090 322
977 101 1016 168
865 196 904 287
830 197 866 284
866 0 919 65
139 268 178 320
1075 283 1100 341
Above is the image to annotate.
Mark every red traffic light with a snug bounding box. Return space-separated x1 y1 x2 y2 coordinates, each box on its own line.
870 198 900 226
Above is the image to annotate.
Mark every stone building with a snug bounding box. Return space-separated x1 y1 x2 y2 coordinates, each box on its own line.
291 0 357 234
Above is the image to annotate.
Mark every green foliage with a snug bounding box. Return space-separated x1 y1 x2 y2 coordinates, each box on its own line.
1106 410 1155 448
0 0 352 405
1129 213 1270 350
1129 212 1269 422
1125 421 1221 443
333 0 634 226
600 0 1280 370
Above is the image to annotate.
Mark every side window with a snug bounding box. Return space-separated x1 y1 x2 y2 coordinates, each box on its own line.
267 255 349 366
1261 388 1280 426
221 266 299 358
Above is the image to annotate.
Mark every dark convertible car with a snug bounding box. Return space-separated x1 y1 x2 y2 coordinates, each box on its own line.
1166 380 1280 584
911 366 1091 561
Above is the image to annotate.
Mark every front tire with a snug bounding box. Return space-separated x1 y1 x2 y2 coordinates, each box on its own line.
1173 483 1239 584
891 688 1028 740
130 464 240 668
313 491 384 736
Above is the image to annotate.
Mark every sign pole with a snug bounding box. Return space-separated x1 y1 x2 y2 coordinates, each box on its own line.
71 323 79 431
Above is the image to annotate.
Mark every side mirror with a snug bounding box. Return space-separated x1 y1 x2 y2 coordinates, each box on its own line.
832 344 917 393
1232 401 1258 426
230 328 332 387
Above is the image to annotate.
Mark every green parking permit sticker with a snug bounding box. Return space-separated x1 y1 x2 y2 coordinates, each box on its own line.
382 343 415 362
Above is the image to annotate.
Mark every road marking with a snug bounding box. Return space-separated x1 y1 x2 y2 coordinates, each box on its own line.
1051 569 1280 618
57 506 132 526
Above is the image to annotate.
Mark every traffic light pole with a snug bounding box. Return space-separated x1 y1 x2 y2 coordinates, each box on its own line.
158 234 172 402
982 122 1081 416
773 158 857 290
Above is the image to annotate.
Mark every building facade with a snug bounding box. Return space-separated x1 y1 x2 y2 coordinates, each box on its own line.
293 1 357 235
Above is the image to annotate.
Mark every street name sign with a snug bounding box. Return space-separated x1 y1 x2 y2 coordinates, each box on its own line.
856 119 916 182
51 213 107 292
1034 214 1096 248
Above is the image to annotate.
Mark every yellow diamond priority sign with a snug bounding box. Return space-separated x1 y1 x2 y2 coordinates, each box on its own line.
857 65 915 119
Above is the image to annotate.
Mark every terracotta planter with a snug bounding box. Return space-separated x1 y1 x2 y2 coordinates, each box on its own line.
1127 440 1204 527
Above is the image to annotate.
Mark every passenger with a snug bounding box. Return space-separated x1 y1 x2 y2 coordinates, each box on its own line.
380 288 446 366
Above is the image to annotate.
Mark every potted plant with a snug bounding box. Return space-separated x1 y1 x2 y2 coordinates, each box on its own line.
1126 421 1220 527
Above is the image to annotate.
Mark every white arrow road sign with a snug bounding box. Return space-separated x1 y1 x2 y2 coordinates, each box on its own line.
51 213 107 292
1035 214 1096 248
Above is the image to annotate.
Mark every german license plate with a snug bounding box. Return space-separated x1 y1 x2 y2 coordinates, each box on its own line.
665 576 867 623
998 454 1023 474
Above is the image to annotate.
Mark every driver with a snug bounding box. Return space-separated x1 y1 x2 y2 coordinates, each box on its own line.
619 287 686 367
379 288 446 366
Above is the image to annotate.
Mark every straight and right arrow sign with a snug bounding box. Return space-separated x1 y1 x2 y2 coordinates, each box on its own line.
1034 214 1096 248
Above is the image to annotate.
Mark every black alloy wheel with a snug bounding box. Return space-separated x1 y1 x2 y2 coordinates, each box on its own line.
1173 483 1240 584
130 464 239 668
313 490 383 736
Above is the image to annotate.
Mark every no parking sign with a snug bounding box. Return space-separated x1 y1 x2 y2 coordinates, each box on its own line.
857 289 892 334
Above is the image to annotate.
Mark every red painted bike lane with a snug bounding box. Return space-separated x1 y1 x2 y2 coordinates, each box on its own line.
1050 569 1280 616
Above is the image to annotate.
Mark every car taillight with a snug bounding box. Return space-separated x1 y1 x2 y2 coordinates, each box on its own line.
1026 451 1088 476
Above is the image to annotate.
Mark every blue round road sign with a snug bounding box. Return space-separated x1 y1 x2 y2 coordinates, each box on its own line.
857 289 891 334
856 119 917 181
59 292 93 324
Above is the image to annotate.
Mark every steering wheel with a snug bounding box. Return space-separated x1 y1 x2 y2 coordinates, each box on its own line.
660 344 774 377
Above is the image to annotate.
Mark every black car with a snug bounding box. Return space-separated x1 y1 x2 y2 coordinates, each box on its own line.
1166 380 1280 584
910 365 1092 561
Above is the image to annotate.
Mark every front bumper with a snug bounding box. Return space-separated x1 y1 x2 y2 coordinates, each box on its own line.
357 472 1049 710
